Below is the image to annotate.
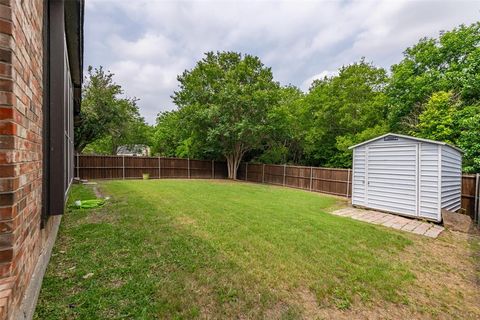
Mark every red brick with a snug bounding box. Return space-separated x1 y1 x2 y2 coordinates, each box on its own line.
0 0 49 318
0 63 11 77
0 79 12 92
0 49 10 64
0 92 13 106
0 233 12 248
0 122 14 135
0 178 17 192
0 193 13 206
0 6 11 21
0 20 11 35
0 207 14 220
0 107 12 119
0 166 14 178
0 248 11 263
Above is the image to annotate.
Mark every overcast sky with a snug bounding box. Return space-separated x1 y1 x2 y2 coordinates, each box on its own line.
85 0 480 124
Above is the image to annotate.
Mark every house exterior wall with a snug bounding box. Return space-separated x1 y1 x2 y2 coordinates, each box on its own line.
0 0 48 318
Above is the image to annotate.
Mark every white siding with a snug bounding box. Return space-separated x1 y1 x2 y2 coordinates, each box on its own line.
441 146 462 211
352 146 366 206
365 142 417 216
418 144 440 220
350 133 462 222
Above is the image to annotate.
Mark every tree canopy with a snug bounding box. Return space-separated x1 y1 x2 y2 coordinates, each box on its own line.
171 51 280 179
77 21 480 174
76 67 152 155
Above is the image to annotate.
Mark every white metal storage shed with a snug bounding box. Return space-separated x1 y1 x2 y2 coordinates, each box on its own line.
349 133 462 222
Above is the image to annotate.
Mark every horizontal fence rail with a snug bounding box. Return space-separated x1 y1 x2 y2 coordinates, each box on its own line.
76 155 479 221
237 163 352 198
237 163 479 220
76 154 228 180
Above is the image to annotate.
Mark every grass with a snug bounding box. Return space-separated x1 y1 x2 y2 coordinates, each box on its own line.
34 179 417 319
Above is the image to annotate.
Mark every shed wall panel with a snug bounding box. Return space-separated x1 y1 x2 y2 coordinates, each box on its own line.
419 143 439 220
366 143 417 216
441 146 462 211
352 146 366 205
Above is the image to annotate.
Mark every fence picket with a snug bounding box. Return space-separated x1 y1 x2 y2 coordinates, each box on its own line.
74 155 478 220
262 164 265 183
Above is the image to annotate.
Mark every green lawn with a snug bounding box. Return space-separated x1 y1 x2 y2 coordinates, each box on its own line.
34 180 415 319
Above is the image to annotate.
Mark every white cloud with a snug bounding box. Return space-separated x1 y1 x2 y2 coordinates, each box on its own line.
85 0 480 123
302 70 338 90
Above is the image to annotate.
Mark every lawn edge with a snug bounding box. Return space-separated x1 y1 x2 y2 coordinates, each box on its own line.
16 215 62 320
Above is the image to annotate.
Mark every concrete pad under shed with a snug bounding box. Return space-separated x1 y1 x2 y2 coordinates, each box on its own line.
331 207 444 238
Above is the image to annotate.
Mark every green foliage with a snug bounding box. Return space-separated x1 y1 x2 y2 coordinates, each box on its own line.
388 22 480 130
172 51 280 178
303 59 389 167
150 22 480 172
415 91 458 144
388 22 480 170
75 66 123 152
334 124 390 168
77 66 153 154
456 104 480 173
151 111 183 157
257 86 309 164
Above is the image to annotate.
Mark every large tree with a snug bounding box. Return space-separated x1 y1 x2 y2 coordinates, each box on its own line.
75 66 123 152
255 86 309 164
387 22 480 171
83 98 152 155
172 51 280 179
303 59 389 167
387 22 480 130
75 66 152 154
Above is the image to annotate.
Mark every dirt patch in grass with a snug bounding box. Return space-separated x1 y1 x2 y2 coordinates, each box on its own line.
288 230 480 319
399 230 480 318
82 204 120 224
175 215 197 226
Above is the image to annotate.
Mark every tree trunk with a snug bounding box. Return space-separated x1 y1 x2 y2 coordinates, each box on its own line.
225 149 244 180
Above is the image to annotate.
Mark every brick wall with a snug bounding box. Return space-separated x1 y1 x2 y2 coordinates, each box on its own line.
0 0 50 318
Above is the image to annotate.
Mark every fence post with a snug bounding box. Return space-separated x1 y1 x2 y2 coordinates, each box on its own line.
158 156 161 179
346 168 351 198
188 158 190 179
212 160 214 179
283 164 286 186
76 153 80 179
475 173 479 223
122 155 125 180
309 167 313 191
245 163 248 181
262 164 265 183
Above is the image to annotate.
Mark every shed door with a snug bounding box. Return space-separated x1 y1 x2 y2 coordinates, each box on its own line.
366 144 418 217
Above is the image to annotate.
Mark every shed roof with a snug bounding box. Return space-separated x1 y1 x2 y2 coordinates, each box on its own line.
348 133 463 153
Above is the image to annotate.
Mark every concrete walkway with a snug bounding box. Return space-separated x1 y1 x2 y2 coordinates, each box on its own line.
331 207 444 238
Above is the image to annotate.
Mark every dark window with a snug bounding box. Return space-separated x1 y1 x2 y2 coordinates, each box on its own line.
42 0 83 219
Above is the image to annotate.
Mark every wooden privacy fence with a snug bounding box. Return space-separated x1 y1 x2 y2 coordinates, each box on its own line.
76 155 228 180
75 155 479 220
237 163 480 221
462 174 479 223
237 163 351 197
